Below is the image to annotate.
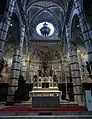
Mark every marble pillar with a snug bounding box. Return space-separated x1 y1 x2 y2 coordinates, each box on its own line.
0 0 16 58
66 26 84 104
7 25 25 103
7 49 21 103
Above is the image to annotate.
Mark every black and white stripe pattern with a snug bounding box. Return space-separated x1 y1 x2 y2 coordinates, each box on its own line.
69 42 84 103
7 49 21 103
66 26 84 104
7 25 25 103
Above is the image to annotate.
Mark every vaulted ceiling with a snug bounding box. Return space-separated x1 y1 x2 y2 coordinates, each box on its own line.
20 0 70 60
1 0 70 62
21 0 70 40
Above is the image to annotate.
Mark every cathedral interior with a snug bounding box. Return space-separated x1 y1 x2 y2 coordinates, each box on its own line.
0 0 92 116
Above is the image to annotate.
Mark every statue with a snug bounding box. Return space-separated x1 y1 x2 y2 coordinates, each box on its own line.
42 61 48 76
18 74 26 87
38 70 42 77
86 61 92 79
0 58 8 77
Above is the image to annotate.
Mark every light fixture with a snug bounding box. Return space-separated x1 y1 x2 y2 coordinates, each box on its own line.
36 22 54 37
40 22 51 37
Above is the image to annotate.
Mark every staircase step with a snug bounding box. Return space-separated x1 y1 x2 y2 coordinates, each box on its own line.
0 114 92 119
0 104 87 112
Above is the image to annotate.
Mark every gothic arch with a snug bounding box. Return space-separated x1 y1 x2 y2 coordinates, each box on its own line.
26 0 64 12
8 11 21 43
71 14 85 48
4 12 21 58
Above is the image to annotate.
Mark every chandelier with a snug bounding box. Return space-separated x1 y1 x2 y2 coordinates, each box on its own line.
40 22 51 37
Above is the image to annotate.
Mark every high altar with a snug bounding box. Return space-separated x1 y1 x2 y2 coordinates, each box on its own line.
30 76 61 98
29 61 61 100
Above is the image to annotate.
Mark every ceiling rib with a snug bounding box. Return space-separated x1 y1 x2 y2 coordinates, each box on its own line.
33 4 58 9
26 0 64 13
29 6 61 28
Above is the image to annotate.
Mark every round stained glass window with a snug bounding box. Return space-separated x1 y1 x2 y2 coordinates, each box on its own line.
36 22 55 37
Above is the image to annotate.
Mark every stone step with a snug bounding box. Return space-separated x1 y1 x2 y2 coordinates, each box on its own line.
0 112 92 116
0 104 87 112
0 114 92 119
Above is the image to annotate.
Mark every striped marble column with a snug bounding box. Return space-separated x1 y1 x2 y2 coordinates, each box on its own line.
74 0 92 62
7 49 21 103
69 42 84 104
66 26 84 104
7 25 25 103
0 0 16 58
20 24 26 80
